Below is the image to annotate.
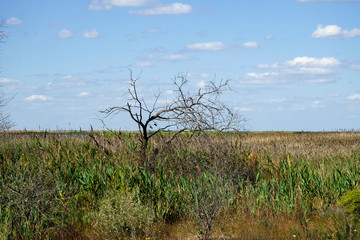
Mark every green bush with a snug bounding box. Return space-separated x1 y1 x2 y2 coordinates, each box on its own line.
340 190 360 224
329 190 360 240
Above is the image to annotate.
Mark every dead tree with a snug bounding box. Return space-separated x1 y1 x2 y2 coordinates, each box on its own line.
0 19 14 130
0 90 13 130
101 71 245 151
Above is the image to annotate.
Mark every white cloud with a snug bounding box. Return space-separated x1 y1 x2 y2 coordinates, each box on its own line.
187 42 226 51
0 78 20 84
46 75 91 88
58 29 74 39
6 17 23 25
60 75 75 80
257 63 279 69
264 35 273 40
89 0 150 10
240 56 341 85
158 54 191 61
132 61 152 67
83 29 100 38
129 3 192 15
306 78 334 83
289 67 334 75
347 94 360 100
104 0 150 6
77 92 90 97
285 56 341 67
258 56 340 72
311 24 360 39
89 2 112 10
242 72 281 84
246 72 280 78
24 95 51 101
241 41 259 49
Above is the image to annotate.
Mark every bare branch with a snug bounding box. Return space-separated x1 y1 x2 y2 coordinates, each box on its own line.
101 70 245 153
0 20 15 130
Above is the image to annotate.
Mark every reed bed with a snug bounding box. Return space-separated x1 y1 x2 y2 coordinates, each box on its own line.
0 131 360 239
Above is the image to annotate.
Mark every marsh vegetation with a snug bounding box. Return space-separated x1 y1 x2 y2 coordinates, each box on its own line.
1 131 360 239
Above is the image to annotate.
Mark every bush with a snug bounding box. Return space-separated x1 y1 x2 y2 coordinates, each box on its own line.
340 190 360 224
90 188 155 239
188 172 235 240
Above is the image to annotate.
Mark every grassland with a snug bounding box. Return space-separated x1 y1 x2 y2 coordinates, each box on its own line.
1 130 360 239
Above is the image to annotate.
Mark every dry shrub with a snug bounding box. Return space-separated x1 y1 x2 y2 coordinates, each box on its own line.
187 172 236 240
90 188 155 239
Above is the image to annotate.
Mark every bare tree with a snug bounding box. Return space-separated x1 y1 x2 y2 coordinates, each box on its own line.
0 87 14 130
0 18 14 130
101 71 245 151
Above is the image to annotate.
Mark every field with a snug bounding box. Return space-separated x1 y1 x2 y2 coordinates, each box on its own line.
1 130 360 239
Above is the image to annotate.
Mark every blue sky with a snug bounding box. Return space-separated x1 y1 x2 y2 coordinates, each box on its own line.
1 0 359 131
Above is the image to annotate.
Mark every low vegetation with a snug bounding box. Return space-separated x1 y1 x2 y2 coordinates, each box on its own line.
1 130 360 239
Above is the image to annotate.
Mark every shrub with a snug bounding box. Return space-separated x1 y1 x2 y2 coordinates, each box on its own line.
90 188 155 239
188 172 235 240
340 190 360 224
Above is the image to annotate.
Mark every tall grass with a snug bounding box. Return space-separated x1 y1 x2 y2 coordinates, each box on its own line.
0 131 360 239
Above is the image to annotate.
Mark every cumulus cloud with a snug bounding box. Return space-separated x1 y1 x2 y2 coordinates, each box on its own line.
186 41 226 51
58 29 74 39
241 41 259 49
242 72 281 85
285 56 341 67
129 3 192 15
105 0 150 6
311 24 360 39
6 17 23 25
83 29 100 38
258 56 340 70
347 94 360 100
89 0 150 10
24 95 51 101
89 0 192 14
240 56 341 85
